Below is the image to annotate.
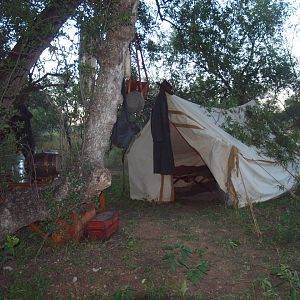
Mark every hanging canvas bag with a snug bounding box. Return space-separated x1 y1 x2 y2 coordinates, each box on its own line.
111 80 140 149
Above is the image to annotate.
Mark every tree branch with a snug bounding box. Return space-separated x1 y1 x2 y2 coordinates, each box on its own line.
0 0 82 108
155 0 181 31
31 72 70 85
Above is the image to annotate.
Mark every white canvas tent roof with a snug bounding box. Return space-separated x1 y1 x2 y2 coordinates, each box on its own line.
127 93 299 207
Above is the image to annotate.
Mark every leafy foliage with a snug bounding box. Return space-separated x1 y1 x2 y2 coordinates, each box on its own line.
227 239 241 249
145 0 297 107
260 265 300 299
222 101 300 165
162 242 209 285
0 0 46 59
273 264 300 299
0 235 20 265
259 277 279 298
285 94 300 129
186 260 209 285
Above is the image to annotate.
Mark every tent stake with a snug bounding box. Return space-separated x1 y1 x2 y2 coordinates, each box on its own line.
239 168 262 237
287 190 300 202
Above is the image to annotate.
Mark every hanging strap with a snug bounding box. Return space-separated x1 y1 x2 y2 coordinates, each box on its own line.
127 34 149 98
122 149 126 195
135 33 148 83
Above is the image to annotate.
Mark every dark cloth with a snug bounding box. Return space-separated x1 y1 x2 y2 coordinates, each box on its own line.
111 80 140 149
10 104 35 158
151 87 175 175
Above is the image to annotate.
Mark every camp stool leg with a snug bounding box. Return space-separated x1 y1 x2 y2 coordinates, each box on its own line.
99 192 106 211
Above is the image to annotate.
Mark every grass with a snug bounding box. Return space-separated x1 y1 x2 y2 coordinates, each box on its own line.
1 171 300 299
4 272 49 300
144 284 167 299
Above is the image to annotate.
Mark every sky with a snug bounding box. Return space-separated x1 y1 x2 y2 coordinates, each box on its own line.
146 0 300 56
285 1 300 58
39 0 300 80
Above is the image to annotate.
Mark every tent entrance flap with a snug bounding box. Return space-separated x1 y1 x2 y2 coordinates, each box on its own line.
169 123 219 196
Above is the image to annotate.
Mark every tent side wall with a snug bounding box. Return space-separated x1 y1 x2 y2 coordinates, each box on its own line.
167 94 297 207
232 155 297 207
127 122 173 202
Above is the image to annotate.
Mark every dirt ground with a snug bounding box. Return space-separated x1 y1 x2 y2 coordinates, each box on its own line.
1 181 300 299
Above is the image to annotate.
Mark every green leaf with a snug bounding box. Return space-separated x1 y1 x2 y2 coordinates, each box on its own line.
187 260 209 285
228 239 240 249
112 285 135 300
162 245 175 251
162 242 181 251
259 278 273 292
4 235 20 256
290 287 298 300
179 244 192 261
162 253 178 272
6 235 19 247
177 258 190 270
180 280 189 296
195 248 205 258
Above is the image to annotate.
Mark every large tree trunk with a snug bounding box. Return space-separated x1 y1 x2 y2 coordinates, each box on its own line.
0 0 81 108
80 0 139 202
0 190 49 241
0 0 139 239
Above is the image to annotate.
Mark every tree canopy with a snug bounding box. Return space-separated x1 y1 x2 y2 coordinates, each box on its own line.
142 0 299 107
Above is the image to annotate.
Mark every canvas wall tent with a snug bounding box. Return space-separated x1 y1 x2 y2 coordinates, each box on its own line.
127 93 299 208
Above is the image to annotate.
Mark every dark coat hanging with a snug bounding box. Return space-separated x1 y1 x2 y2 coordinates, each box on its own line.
151 84 175 175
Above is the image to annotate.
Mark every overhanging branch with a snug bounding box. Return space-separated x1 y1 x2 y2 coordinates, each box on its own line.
0 0 82 108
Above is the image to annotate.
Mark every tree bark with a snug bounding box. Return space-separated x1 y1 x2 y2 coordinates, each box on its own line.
0 0 139 238
0 0 82 108
0 189 49 241
80 0 139 202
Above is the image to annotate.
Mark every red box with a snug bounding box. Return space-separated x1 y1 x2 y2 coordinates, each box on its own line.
86 210 119 240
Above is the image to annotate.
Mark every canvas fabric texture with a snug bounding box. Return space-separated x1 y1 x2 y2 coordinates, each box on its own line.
127 93 299 207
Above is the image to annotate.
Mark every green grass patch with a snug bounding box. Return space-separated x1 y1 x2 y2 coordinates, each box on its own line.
4 272 49 300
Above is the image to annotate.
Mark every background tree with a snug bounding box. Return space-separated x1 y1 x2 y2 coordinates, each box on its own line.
147 0 297 107
136 0 299 165
0 0 81 108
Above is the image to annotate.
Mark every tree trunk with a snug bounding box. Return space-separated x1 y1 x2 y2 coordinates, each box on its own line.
0 189 49 241
0 0 82 240
0 0 81 108
80 0 139 202
0 0 139 239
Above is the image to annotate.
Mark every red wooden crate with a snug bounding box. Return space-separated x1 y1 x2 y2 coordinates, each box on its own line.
86 210 119 240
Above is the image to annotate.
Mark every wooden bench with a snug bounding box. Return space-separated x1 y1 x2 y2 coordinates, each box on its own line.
173 165 216 192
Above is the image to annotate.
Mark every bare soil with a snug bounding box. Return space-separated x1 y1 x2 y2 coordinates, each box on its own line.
1 185 300 299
